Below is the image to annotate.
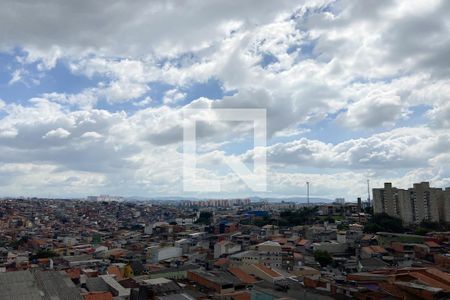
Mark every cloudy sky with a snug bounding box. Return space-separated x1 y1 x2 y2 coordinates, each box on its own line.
0 0 449 200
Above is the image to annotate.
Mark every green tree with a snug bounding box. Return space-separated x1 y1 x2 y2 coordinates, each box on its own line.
11 236 29 250
363 213 404 233
195 212 212 224
420 220 440 231
325 216 335 224
33 250 58 259
337 223 349 231
414 227 429 236
364 206 373 215
253 216 272 227
279 206 318 226
314 250 332 267
414 220 450 235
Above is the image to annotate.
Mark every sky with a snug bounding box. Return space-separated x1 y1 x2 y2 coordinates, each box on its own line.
0 0 449 200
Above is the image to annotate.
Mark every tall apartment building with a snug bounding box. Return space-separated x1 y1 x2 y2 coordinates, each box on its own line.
373 182 448 225
373 183 398 217
440 188 450 224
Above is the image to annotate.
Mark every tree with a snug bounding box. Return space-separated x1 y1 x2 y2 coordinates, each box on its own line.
364 206 373 215
414 227 429 236
11 236 29 250
279 206 319 226
414 220 450 235
325 216 335 224
33 250 58 259
314 250 332 267
419 220 440 231
195 212 212 224
253 216 272 227
337 223 349 231
364 213 404 233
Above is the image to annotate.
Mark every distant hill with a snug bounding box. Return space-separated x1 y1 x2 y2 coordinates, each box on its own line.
124 195 333 204
249 196 333 204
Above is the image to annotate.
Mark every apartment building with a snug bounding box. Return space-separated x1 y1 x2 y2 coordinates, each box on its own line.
440 188 450 224
255 241 282 268
373 182 449 224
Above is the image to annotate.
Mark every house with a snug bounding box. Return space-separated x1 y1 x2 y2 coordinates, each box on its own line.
312 241 348 255
391 242 416 257
424 241 441 254
214 241 241 258
132 277 181 299
227 268 258 285
349 267 450 300
146 246 182 263
241 263 284 283
296 239 312 253
358 258 389 272
229 250 260 267
187 270 243 294
361 246 388 259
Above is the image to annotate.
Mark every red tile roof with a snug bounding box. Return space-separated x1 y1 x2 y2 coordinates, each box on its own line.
297 239 310 246
425 268 450 285
371 246 388 253
214 257 229 266
66 268 81 279
425 241 441 248
255 264 282 278
271 238 288 245
352 267 450 293
362 245 388 254
83 292 113 300
228 268 258 284
106 265 123 280
410 272 450 292
294 252 303 260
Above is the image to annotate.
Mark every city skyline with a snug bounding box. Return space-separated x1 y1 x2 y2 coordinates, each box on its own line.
0 0 449 199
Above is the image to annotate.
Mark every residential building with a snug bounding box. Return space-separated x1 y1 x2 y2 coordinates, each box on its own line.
214 241 241 259
373 182 447 224
146 246 182 263
255 241 282 268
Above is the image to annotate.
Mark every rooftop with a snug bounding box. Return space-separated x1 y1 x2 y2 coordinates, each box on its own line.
254 264 283 278
189 270 242 286
228 268 258 284
0 270 83 300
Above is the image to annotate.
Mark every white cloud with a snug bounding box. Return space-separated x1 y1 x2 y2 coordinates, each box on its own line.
0 127 18 138
80 131 103 139
43 128 71 139
133 97 152 107
0 0 309 59
0 0 449 198
163 89 186 105
337 90 410 128
8 69 24 85
427 101 450 128
248 127 450 170
24 45 63 70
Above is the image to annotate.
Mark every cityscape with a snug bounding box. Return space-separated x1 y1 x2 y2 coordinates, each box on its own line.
1 0 450 300
0 181 449 299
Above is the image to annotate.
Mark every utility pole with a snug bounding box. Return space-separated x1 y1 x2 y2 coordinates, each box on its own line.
367 179 371 207
306 181 310 207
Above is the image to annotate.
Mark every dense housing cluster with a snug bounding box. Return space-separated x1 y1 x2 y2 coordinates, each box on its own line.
0 188 449 300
